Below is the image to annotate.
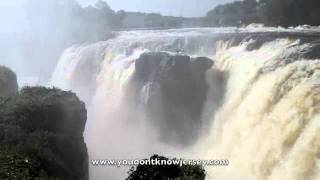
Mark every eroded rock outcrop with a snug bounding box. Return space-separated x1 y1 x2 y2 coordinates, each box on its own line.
0 66 18 97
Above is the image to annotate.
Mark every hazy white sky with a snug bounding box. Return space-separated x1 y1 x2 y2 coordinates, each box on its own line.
77 0 236 17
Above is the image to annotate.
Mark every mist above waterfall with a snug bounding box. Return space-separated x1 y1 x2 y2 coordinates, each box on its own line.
0 0 117 85
2 0 320 85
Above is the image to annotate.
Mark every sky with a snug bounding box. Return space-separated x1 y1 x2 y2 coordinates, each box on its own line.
77 0 236 17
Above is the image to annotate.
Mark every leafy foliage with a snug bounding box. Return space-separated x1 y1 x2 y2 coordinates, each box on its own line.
206 0 258 26
258 0 320 26
206 0 320 27
126 155 206 180
0 149 58 180
0 87 88 180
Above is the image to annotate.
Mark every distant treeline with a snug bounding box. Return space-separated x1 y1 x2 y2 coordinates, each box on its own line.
18 0 202 80
13 0 320 81
53 0 204 42
73 0 320 40
205 0 320 27
25 0 203 47
22 0 320 43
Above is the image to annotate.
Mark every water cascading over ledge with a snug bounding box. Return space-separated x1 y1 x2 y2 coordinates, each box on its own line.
50 27 320 180
127 52 214 145
202 38 320 180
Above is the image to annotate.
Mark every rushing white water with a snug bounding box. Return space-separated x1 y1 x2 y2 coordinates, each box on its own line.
201 39 320 180
50 27 320 180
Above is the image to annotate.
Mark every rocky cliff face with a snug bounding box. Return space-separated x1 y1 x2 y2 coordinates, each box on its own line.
0 66 18 97
0 84 88 179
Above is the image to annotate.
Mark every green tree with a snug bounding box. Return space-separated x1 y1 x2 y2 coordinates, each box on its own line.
258 0 320 26
126 155 206 180
0 87 88 180
206 0 259 26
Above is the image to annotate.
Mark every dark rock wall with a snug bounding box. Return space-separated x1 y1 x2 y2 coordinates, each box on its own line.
0 66 18 97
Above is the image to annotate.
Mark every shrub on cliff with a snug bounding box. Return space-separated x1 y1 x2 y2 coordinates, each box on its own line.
0 87 88 180
126 154 206 180
1 87 87 135
0 148 59 180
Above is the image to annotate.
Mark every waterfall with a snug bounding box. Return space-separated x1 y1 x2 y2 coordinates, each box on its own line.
50 27 320 179
202 39 320 180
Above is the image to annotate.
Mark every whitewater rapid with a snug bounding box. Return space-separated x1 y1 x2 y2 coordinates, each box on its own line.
50 27 320 180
